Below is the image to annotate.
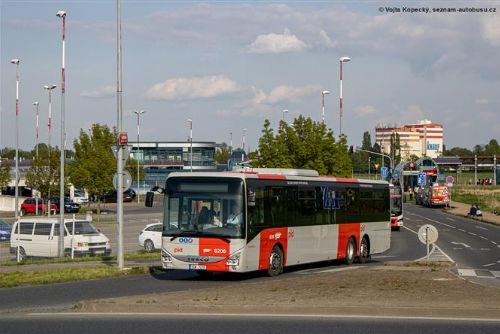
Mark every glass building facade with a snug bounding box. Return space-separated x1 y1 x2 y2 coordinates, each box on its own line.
130 142 217 185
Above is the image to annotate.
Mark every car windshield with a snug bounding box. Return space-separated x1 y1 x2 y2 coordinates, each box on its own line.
163 177 245 239
64 221 99 235
0 221 10 228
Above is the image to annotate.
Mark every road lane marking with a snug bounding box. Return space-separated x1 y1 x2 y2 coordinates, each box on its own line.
475 226 488 231
468 232 477 236
483 263 496 267
458 229 466 232
479 236 488 240
445 217 455 221
491 241 497 245
451 242 471 248
458 269 476 277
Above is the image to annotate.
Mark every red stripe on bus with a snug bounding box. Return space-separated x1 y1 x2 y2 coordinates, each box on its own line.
257 174 287 180
258 227 288 270
199 238 230 272
335 178 359 183
337 223 360 259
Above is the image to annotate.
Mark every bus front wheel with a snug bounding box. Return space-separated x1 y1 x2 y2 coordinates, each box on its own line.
345 237 356 265
267 246 283 277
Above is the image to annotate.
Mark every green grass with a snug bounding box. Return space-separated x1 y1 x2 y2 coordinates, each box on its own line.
0 250 160 267
450 185 500 213
0 266 149 288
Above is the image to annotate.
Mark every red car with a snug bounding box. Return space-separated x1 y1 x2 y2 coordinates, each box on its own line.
20 198 57 216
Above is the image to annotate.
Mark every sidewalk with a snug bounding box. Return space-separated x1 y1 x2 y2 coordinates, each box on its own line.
444 201 500 226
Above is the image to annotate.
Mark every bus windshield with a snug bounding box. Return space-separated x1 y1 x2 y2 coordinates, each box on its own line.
163 177 245 239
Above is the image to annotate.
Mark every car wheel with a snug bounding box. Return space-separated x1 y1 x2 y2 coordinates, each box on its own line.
17 246 27 261
144 239 155 252
267 246 284 277
345 237 356 265
358 237 370 264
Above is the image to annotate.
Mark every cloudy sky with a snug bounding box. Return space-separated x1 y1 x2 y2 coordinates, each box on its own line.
1 0 499 153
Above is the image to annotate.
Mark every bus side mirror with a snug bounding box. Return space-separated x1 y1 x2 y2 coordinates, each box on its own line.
145 191 154 207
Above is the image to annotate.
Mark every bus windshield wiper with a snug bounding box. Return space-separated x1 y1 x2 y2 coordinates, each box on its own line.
169 230 197 241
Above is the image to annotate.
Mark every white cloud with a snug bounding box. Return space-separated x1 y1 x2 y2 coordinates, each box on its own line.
80 85 115 98
318 30 337 49
266 85 319 103
354 105 377 117
145 75 240 100
247 29 308 54
482 16 500 46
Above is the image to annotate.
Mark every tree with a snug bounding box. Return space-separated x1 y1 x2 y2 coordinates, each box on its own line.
215 143 231 164
25 148 60 199
69 124 116 212
256 116 352 177
0 159 11 190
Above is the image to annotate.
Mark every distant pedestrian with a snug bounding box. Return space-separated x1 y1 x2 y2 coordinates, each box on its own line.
409 188 414 201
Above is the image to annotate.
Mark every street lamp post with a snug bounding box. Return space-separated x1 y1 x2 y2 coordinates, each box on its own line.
242 128 247 162
356 147 393 177
321 90 329 123
57 9 67 258
368 156 371 179
187 119 193 172
339 56 351 135
230 132 233 155
134 110 145 202
11 59 20 221
44 84 56 218
281 109 289 122
33 102 39 157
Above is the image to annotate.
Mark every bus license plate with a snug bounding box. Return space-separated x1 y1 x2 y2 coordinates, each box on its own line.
189 264 207 270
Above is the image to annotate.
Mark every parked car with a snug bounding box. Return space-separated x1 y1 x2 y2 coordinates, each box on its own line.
101 189 137 203
50 196 81 213
10 218 111 260
0 220 11 241
72 189 89 205
20 198 57 216
138 222 162 252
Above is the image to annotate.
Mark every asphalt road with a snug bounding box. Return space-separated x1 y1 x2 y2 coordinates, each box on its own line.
0 313 499 334
403 203 500 287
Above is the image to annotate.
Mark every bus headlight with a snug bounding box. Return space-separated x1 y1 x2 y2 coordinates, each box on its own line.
162 250 173 263
226 252 241 266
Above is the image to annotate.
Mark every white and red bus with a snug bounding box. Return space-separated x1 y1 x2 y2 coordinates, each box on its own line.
154 168 391 276
389 184 403 231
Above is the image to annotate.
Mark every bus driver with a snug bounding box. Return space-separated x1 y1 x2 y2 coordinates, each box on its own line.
226 201 242 227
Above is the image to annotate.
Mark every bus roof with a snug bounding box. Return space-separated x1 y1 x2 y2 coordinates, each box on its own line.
167 169 388 185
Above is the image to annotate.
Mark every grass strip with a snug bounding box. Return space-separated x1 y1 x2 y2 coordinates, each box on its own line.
0 266 148 288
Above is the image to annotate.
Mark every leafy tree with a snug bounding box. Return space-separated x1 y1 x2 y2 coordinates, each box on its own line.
0 159 11 190
126 157 145 183
69 124 116 212
256 116 351 177
25 147 60 199
215 142 231 164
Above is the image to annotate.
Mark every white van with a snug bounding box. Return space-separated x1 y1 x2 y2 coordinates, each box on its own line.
10 218 111 260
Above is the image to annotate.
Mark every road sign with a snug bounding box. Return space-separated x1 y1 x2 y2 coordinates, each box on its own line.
418 224 438 245
113 171 132 191
112 145 132 165
446 175 454 184
381 166 388 178
417 172 426 186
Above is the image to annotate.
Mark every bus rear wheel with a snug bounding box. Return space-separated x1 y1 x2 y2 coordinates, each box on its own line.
267 246 283 277
344 237 356 265
358 237 370 264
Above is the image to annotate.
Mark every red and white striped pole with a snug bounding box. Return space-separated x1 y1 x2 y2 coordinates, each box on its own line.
339 56 351 136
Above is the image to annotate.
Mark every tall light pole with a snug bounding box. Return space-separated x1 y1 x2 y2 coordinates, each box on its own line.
242 128 247 162
339 56 351 135
321 90 329 123
33 102 39 157
57 9 67 258
187 119 193 172
134 110 145 202
11 59 20 220
281 109 288 122
44 84 56 218
116 0 125 270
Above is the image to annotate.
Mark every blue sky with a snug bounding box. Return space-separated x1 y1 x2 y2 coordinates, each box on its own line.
1 0 499 152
